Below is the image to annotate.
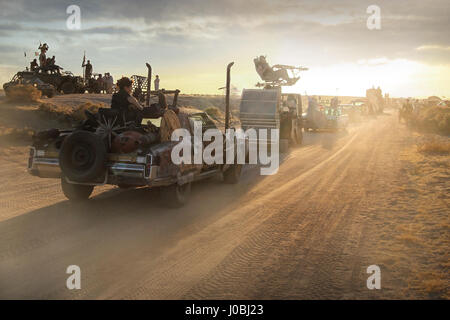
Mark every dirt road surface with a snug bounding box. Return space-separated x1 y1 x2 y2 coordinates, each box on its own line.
0 112 448 299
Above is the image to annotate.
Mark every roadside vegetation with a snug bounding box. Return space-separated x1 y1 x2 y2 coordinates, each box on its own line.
0 126 34 144
204 106 222 120
413 105 450 135
5 85 41 103
417 138 450 155
38 101 106 124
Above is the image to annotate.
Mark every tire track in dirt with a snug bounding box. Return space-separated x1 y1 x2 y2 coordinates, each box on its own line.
109 129 363 299
0 118 395 299
183 136 368 299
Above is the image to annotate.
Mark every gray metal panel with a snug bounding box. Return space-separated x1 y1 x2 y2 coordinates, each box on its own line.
240 89 279 115
239 89 280 130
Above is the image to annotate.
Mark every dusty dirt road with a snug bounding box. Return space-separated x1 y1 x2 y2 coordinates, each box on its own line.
0 112 448 299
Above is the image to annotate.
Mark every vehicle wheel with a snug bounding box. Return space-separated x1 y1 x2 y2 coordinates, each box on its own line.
61 176 94 201
160 182 191 208
223 164 242 184
61 81 75 94
59 130 107 182
45 90 55 98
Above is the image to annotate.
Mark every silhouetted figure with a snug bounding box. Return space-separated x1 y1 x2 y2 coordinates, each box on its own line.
82 59 93 79
154 75 160 91
30 59 38 72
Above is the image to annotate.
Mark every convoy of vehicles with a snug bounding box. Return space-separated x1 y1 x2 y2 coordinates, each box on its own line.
24 55 353 206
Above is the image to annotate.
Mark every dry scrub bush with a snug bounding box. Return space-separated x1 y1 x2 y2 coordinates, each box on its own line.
417 138 450 155
5 85 41 102
204 106 222 120
0 126 35 142
414 106 450 135
38 101 106 124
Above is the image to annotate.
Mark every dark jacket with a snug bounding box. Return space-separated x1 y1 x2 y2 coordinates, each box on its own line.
111 89 139 122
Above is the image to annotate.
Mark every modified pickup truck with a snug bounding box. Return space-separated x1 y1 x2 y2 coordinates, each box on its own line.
28 63 243 207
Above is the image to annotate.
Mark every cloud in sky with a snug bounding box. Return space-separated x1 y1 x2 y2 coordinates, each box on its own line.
0 0 449 96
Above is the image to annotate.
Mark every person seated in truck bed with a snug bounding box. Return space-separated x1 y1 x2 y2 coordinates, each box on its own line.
111 77 164 123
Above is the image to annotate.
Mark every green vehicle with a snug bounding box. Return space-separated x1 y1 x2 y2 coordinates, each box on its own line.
3 71 56 98
4 69 85 95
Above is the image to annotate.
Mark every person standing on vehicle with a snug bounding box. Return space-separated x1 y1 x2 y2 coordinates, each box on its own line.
82 59 93 79
38 43 49 68
30 59 38 72
154 75 160 91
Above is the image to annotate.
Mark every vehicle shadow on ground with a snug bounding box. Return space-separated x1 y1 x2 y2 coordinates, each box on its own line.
0 166 268 243
0 128 349 248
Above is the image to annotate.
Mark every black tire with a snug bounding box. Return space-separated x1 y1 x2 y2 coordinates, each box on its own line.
61 176 94 201
59 130 107 182
160 182 191 208
61 81 75 94
223 164 242 184
45 90 55 98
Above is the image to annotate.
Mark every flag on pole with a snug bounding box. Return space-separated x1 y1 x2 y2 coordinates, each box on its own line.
82 51 86 66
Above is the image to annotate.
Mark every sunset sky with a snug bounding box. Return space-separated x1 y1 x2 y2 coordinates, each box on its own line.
0 0 449 98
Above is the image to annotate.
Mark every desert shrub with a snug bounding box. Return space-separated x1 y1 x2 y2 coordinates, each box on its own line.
417 138 450 155
414 106 450 135
204 106 222 119
38 103 72 122
38 101 105 124
0 126 35 142
72 102 103 121
5 84 41 102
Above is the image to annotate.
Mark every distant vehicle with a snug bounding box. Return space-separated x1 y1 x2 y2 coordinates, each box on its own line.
33 70 85 94
303 106 348 131
437 100 449 107
3 71 56 98
3 70 85 96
